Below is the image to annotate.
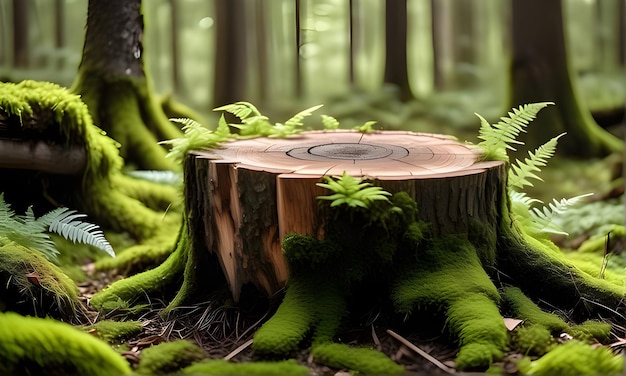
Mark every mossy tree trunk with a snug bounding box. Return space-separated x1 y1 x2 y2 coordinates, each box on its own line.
510 0 622 157
71 0 181 171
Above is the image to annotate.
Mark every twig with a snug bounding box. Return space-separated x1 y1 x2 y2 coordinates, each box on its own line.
223 338 254 361
386 329 455 374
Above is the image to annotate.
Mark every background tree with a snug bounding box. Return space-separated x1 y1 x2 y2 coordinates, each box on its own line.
383 0 412 101
71 0 183 171
510 0 622 157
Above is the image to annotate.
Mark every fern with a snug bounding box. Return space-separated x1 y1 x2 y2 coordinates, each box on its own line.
214 102 324 138
354 121 377 134
125 170 183 186
316 171 392 209
508 133 565 190
321 115 340 130
161 116 232 163
477 102 553 161
0 194 114 261
213 101 262 120
510 191 593 237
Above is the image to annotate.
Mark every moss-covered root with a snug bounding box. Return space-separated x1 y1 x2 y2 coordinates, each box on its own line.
83 319 143 343
0 312 131 375
517 341 623 376
312 343 404 375
136 340 206 375
392 236 507 371
89 231 188 312
497 226 625 320
501 286 568 332
182 359 310 376
253 274 345 356
0 240 79 320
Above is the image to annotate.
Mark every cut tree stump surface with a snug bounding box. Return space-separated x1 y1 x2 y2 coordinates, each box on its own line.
188 130 506 300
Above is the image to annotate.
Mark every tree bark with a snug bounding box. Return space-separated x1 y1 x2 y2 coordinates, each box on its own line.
510 0 622 157
72 0 181 171
189 130 504 300
213 0 249 107
384 0 412 100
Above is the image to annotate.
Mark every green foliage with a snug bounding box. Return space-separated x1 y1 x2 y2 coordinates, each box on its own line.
137 340 206 375
161 116 231 163
475 102 591 239
183 359 310 376
508 133 564 190
321 114 340 129
517 341 623 376
510 192 594 237
214 101 323 138
316 171 394 209
0 193 114 261
125 170 183 186
477 102 553 161
0 312 132 375
354 120 377 133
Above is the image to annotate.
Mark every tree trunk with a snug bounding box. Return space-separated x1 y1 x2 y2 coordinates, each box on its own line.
510 0 622 157
72 0 182 171
213 0 249 107
384 0 412 100
189 130 504 300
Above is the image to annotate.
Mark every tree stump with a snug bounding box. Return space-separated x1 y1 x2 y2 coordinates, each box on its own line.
188 130 505 301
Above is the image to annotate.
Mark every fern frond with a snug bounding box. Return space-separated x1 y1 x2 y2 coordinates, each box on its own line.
45 209 115 258
508 133 565 190
161 117 231 162
213 101 262 120
354 121 377 134
512 192 593 237
283 104 324 130
477 102 553 161
321 115 340 130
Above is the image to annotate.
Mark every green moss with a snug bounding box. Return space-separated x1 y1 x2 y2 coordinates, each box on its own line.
253 274 345 356
517 341 623 376
0 312 131 375
136 340 206 374
89 221 188 312
513 324 555 356
501 287 568 333
312 343 404 375
0 239 79 320
392 236 506 370
83 320 143 343
95 230 178 274
182 359 309 376
568 320 612 344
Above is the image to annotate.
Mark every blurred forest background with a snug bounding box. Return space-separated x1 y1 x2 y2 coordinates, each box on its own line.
0 0 623 139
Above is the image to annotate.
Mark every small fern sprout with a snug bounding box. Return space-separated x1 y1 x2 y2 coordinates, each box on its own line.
316 171 392 209
354 121 378 134
161 116 231 163
214 102 323 138
321 115 340 130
